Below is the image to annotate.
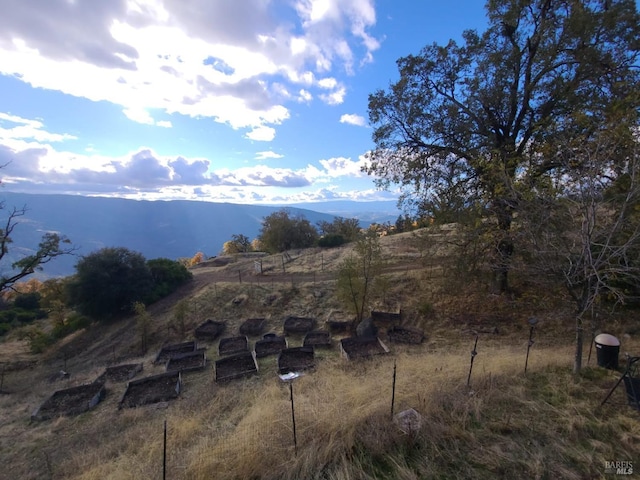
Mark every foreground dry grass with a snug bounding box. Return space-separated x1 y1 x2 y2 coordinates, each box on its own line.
2 341 639 480
1 230 639 479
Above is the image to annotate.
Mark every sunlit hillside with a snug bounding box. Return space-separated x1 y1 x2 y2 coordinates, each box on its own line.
1 229 639 480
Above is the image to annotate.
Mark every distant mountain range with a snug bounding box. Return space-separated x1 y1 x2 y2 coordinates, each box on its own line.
1 192 401 278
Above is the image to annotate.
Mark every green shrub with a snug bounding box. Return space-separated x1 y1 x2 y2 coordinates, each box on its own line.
318 234 346 248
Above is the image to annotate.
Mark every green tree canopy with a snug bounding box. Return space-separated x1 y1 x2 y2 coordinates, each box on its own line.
366 0 640 292
146 258 192 303
258 209 319 253
67 247 154 320
317 217 361 242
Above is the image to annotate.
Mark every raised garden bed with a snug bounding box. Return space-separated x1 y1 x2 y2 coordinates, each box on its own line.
95 363 143 383
219 336 249 356
278 347 315 374
283 316 316 334
32 383 106 421
371 310 402 325
303 330 332 348
215 351 259 382
154 341 197 364
387 326 425 344
239 318 266 336
255 334 288 358
195 320 226 341
166 351 206 373
340 336 390 360
326 320 353 334
119 371 181 409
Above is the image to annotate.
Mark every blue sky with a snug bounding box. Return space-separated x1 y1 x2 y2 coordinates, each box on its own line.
0 0 488 207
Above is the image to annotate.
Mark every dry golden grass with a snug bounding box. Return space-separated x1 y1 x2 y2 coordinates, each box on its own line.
1 230 639 479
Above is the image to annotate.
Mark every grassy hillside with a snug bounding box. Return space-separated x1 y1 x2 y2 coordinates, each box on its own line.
0 230 639 479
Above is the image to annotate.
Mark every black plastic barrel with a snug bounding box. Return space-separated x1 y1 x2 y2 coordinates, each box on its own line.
594 333 620 370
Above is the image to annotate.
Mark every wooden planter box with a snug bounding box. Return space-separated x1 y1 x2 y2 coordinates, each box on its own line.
340 336 390 360
215 351 259 382
326 320 353 334
371 310 402 325
219 336 249 356
303 330 332 348
239 318 266 336
283 316 316 335
195 320 226 341
95 363 143 383
255 334 288 358
387 326 425 344
166 350 207 373
278 347 315 374
32 383 106 421
119 371 182 409
154 341 197 364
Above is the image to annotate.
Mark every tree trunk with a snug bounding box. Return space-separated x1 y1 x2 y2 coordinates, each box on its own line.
491 201 514 294
573 315 584 374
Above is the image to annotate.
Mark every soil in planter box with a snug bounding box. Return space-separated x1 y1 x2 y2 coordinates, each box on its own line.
278 347 315 374
33 383 106 420
219 336 249 356
341 336 389 360
255 335 287 358
96 363 143 383
303 330 332 348
166 351 206 373
283 316 316 334
215 352 258 382
239 318 266 336
120 372 181 408
155 341 197 364
327 320 353 334
387 326 425 344
371 311 402 325
195 320 226 341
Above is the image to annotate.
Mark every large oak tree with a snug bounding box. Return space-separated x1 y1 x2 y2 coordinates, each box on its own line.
366 0 640 292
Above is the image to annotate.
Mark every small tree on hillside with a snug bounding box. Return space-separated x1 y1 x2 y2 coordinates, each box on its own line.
520 128 640 374
223 234 252 254
133 301 151 355
67 247 154 320
336 231 384 322
258 209 318 253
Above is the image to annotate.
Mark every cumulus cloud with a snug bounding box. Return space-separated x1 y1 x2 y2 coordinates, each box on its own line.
339 113 366 127
255 151 284 161
0 0 379 138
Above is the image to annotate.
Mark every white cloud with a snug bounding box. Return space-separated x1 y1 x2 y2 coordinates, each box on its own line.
340 113 366 127
245 126 276 142
320 86 346 105
0 0 379 139
0 112 77 143
255 151 284 161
